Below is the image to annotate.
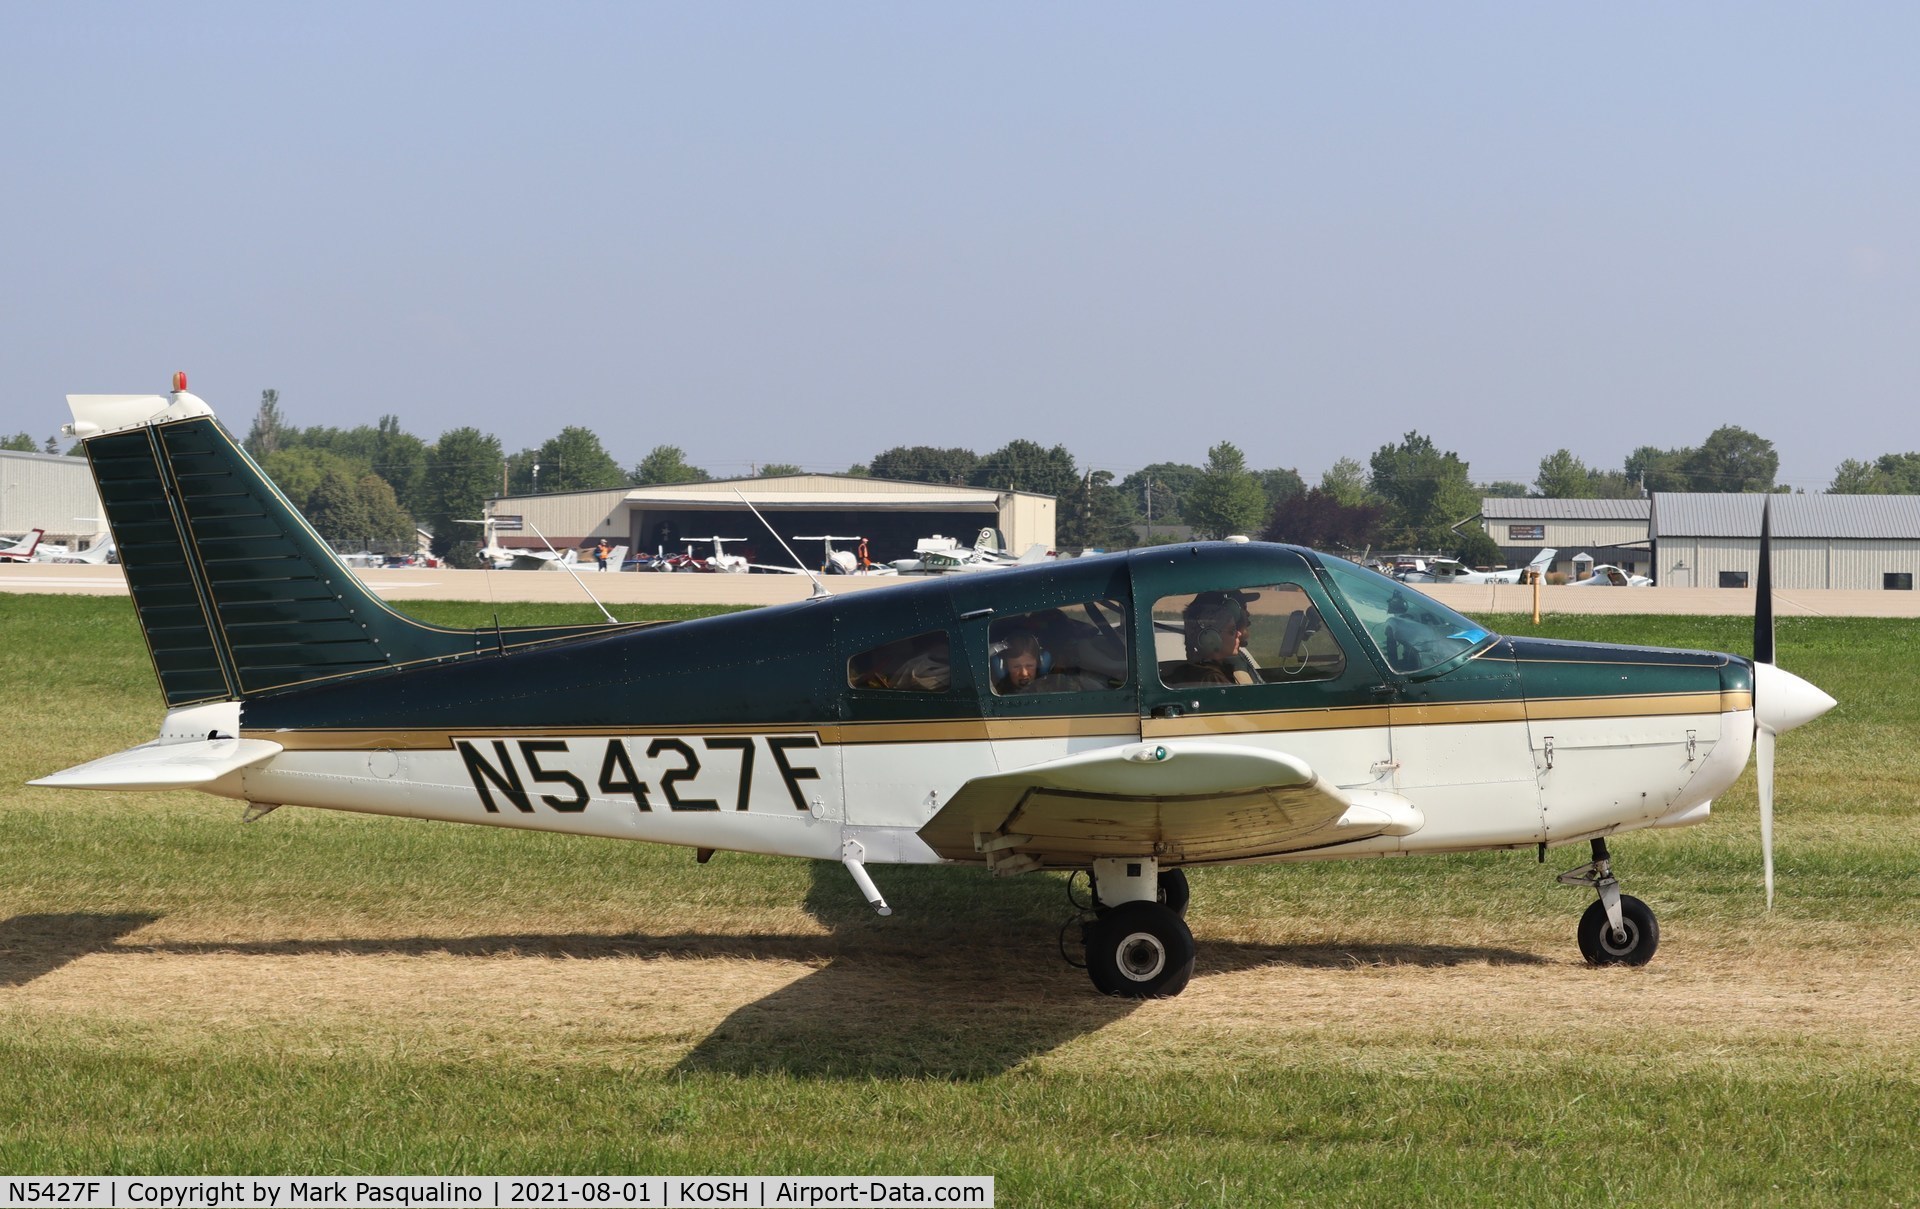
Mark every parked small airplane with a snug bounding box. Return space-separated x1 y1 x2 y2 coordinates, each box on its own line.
796 535 898 577
49 537 116 565
893 527 1052 574
33 377 1835 998
1399 549 1557 585
0 529 47 563
1569 565 1653 587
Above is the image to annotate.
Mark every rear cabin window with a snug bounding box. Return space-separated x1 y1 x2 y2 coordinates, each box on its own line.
848 631 953 692
988 600 1131 696
1152 584 1346 688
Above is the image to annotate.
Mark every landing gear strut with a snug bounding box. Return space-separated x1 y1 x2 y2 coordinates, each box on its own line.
1076 857 1196 997
1559 838 1660 965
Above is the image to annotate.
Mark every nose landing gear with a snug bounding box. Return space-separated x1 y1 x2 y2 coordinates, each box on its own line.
1559 837 1660 965
1066 858 1198 997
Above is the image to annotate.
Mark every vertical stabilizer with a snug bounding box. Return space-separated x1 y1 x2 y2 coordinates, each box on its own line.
66 379 613 706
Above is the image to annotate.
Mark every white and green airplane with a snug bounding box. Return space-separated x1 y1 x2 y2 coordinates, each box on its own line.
31 375 1835 998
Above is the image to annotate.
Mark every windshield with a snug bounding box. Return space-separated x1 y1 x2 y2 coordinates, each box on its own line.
1316 555 1494 675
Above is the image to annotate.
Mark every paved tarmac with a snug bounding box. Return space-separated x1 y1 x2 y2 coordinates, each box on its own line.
5 561 1918 617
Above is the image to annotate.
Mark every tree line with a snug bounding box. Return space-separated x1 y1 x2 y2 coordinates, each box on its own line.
174 392 1918 570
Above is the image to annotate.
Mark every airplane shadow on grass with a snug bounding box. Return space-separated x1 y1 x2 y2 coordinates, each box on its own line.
0 864 1543 1079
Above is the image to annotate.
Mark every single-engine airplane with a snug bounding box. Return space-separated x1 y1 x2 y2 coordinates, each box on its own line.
31 376 1836 997
1398 549 1557 585
1569 564 1654 587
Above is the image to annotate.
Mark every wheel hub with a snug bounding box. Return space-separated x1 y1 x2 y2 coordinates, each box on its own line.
1117 931 1167 981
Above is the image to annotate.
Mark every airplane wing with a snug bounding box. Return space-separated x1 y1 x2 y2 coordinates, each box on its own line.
30 736 283 791
918 741 1422 868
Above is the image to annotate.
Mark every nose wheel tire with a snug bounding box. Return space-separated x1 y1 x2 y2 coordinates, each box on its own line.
1086 902 1196 998
1157 869 1190 917
1577 895 1659 966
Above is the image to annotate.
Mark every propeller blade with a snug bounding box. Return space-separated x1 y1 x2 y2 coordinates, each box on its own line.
1754 497 1774 665
1757 727 1775 910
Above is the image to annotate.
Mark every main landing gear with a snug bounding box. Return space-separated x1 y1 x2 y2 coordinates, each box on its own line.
1559 837 1660 966
1067 858 1196 997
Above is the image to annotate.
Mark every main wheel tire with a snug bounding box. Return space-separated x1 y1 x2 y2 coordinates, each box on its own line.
1086 902 1196 998
1577 895 1659 966
1157 869 1190 917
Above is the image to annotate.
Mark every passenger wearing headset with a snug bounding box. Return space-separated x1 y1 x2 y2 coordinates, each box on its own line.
992 631 1049 694
1165 591 1258 686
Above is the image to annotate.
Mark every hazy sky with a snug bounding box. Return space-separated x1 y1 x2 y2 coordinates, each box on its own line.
3 3 1914 490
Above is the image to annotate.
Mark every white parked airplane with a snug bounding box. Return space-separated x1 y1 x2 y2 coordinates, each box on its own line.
1399 549 1557 585
796 535 898 576
893 527 1052 574
1570 565 1654 587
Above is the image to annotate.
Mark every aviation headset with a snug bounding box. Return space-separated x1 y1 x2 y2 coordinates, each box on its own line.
1185 592 1255 659
990 633 1052 683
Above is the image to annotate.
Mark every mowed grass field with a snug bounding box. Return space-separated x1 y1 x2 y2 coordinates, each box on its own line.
1 592 1916 1205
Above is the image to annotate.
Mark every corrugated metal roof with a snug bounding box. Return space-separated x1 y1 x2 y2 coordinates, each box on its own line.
1481 497 1649 520
1652 493 1920 539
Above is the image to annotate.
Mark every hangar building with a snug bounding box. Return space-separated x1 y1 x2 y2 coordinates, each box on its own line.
484 474 1056 566
1651 493 1920 590
1479 498 1653 581
0 448 107 552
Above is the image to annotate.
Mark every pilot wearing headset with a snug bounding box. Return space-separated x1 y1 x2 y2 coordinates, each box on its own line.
1166 591 1258 686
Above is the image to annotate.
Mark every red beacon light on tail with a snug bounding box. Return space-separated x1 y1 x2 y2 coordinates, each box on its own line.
172 371 188 393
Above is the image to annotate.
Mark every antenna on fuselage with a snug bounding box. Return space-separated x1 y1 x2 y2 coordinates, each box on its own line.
733 490 830 599
525 517 619 625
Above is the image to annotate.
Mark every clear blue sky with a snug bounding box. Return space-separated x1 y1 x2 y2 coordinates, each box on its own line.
3 3 1914 490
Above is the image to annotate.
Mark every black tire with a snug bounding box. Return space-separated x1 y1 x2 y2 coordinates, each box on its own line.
1086 902 1196 998
1577 895 1659 966
1157 869 1190 917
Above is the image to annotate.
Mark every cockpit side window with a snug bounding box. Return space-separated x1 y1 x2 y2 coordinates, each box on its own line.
989 600 1130 696
1152 584 1347 688
1315 555 1493 675
847 630 953 692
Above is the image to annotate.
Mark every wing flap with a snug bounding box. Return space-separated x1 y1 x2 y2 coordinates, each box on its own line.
919 741 1419 866
29 737 283 791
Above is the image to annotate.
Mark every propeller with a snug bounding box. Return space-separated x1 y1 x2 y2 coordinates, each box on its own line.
1749 497 1836 908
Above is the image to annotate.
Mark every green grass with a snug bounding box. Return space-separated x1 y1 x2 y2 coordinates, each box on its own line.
1 594 1917 1203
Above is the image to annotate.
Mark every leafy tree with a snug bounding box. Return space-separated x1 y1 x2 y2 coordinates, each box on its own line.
868 445 978 485
1264 488 1384 554
1535 449 1597 498
631 445 708 486
533 426 627 493
0 432 34 452
1058 469 1141 551
423 427 505 567
1184 442 1269 540
307 471 373 546
1624 445 1690 494
1684 425 1777 492
1257 467 1306 516
1119 462 1204 528
1368 432 1479 549
1831 452 1920 494
842 463 871 477
261 447 367 510
42 435 58 454
758 463 803 477
355 473 418 550
1480 480 1532 499
370 415 429 514
245 389 290 458
1319 457 1376 507
1589 469 1643 499
972 440 1080 498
